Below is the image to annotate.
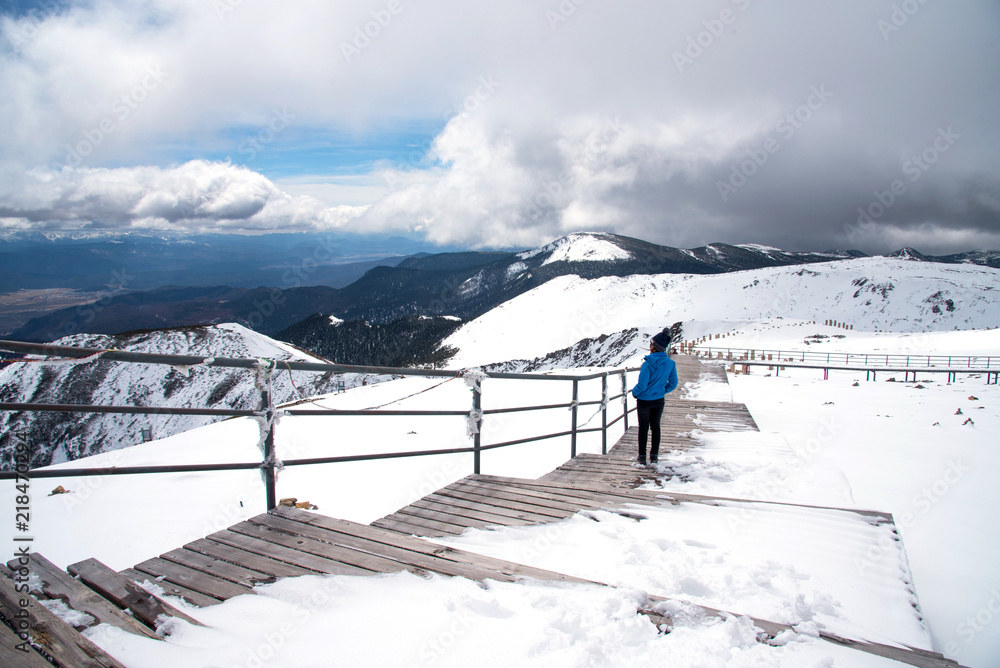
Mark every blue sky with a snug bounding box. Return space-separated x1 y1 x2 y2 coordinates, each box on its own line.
1 1 998 253
139 124 445 180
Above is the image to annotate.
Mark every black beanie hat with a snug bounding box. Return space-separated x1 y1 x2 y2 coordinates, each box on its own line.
651 328 671 352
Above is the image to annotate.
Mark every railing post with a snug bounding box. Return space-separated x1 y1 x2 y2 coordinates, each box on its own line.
472 383 483 475
258 361 278 511
570 379 579 458
472 382 482 475
621 371 629 431
263 420 277 511
601 373 608 455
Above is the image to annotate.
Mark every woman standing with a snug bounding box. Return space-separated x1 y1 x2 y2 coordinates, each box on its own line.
631 328 678 468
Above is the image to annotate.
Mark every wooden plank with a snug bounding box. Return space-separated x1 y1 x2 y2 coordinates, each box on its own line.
273 507 594 586
439 483 580 520
369 511 466 536
395 505 489 531
444 481 581 516
392 513 475 535
543 468 650 484
67 559 206 626
495 479 661 510
0 572 128 668
422 492 553 524
6 553 159 640
277 507 471 562
133 557 252 602
266 510 515 582
492 475 896 521
542 462 652 479
118 568 223 609
231 517 407 575
160 548 276 588
0 614 64 668
464 477 625 510
432 486 576 522
206 530 372 576
410 497 537 527
250 512 488 576
184 538 320 579
538 469 646 486
371 515 449 537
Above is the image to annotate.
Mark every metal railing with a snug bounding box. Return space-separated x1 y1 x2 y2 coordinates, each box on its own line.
0 340 639 510
691 345 998 369
728 359 1000 384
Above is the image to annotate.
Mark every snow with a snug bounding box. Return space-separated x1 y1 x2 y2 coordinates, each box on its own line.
724 367 1000 666
81 572 901 668
4 254 1000 666
14 344 1000 665
735 243 784 253
517 232 632 265
443 256 1000 367
441 503 928 648
540 233 632 265
504 260 528 281
41 598 97 628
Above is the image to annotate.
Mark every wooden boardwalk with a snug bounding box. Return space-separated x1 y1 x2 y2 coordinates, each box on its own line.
0 355 964 668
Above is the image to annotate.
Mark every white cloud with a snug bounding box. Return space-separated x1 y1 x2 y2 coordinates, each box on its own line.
0 0 997 251
0 161 366 231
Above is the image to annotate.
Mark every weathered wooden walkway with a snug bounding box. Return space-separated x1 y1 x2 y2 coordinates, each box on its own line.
1 355 964 668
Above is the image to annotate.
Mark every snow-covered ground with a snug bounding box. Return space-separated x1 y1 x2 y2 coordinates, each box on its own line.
23 328 998 666
8 325 998 666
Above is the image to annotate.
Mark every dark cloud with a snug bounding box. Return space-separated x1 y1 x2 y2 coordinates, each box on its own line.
0 1 998 253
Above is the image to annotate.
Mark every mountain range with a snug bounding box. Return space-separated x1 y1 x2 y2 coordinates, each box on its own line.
3 238 998 468
9 232 998 346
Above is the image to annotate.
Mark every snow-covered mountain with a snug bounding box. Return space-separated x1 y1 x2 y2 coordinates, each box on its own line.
888 246 1000 268
442 256 1000 367
0 323 381 468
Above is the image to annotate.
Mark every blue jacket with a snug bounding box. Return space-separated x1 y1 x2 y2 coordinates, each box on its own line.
631 352 678 401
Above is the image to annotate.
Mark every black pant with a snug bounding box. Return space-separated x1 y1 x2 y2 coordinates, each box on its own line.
636 398 665 463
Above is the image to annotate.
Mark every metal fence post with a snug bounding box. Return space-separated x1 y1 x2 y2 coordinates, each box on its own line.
601 373 608 455
258 363 278 511
621 371 629 430
472 382 482 475
263 422 277 511
570 379 579 459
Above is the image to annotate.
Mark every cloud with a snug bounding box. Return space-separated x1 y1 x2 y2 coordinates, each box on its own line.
0 0 998 253
0 161 365 231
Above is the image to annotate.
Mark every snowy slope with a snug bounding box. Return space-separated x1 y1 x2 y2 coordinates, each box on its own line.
0 323 380 467
442 256 1000 367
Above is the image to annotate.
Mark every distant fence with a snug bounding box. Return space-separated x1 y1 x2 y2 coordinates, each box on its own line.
0 340 639 511
690 345 998 370
688 345 999 384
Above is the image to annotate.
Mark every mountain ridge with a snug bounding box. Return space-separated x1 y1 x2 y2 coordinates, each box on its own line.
6 232 1000 344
